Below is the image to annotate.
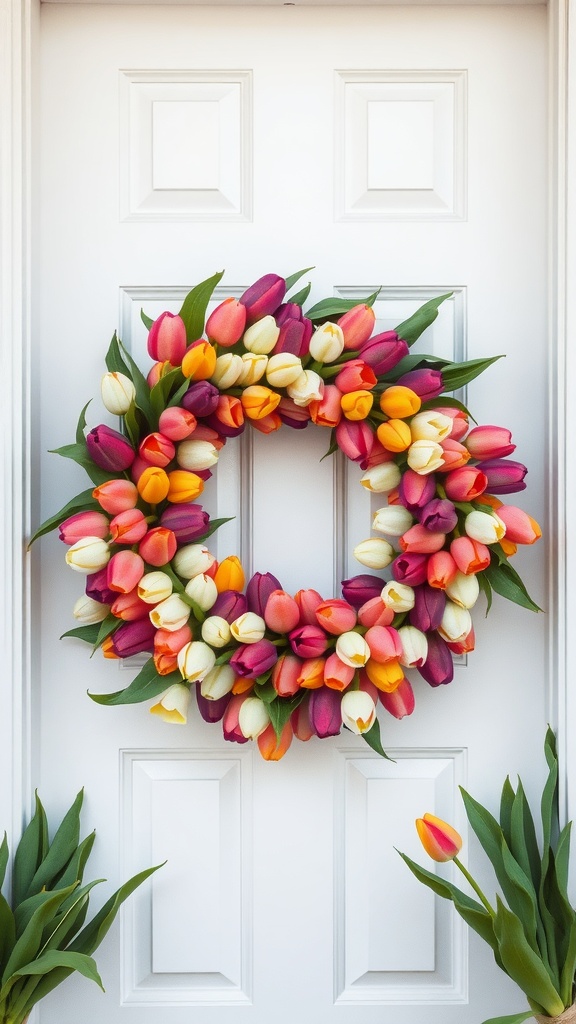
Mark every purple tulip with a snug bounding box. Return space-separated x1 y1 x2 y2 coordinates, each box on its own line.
391 553 429 586
476 458 528 494
274 318 308 357
359 331 409 375
288 624 329 659
182 381 220 418
395 368 444 401
211 590 248 623
275 302 302 325
419 498 458 533
341 574 384 608
195 688 232 723
105 618 156 658
409 584 446 632
417 632 454 687
398 469 437 514
240 273 286 325
86 425 135 472
309 687 342 739
229 639 278 679
86 567 116 605
246 571 282 615
159 503 210 543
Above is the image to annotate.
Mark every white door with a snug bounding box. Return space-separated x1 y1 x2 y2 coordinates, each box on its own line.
36 5 548 1023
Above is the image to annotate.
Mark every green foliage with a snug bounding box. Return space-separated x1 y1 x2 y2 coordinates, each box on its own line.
400 729 575 1022
0 792 162 1024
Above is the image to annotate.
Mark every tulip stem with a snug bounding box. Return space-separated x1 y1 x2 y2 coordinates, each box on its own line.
453 856 496 917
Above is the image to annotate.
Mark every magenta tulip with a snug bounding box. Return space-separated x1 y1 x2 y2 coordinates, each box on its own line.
196 687 232 723
398 469 437 513
288 625 329 659
222 694 251 744
476 458 528 494
240 273 286 325
182 380 220 418
85 567 116 605
395 368 444 400
392 553 429 586
86 424 135 472
378 676 415 719
59 511 109 544
147 311 187 364
211 590 248 623
419 498 458 534
417 633 454 686
409 585 446 632
465 424 515 460
309 687 342 738
277 397 311 429
359 331 409 375
160 503 210 543
341 575 384 608
103 618 156 658
229 639 278 678
246 571 283 615
274 318 308 357
335 419 374 467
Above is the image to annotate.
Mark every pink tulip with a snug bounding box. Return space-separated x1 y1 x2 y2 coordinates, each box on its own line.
378 676 415 719
109 508 148 545
398 469 436 513
59 511 109 544
359 331 409 375
426 550 458 589
417 632 454 687
323 653 355 691
264 590 300 633
335 419 374 467
92 479 139 515
309 385 343 428
272 655 303 697
206 297 247 347
288 625 329 659
294 588 324 625
495 505 541 544
309 687 342 738
101 618 156 659
465 424 515 460
439 439 471 471
229 639 278 678
147 311 187 363
106 550 145 594
399 524 446 555
158 406 197 441
391 553 429 586
334 360 377 393
110 589 151 621
277 397 311 429
240 273 286 325
338 304 376 350
139 527 177 567
445 467 488 502
450 536 491 575
364 625 403 664
291 695 314 741
222 693 251 743
476 458 528 494
357 597 394 628
315 599 357 636
86 424 135 472
139 432 176 468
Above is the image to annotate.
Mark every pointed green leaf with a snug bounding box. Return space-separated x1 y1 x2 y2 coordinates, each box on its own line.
26 791 83 897
75 402 92 446
305 290 381 322
0 833 9 890
40 880 102 952
29 489 102 545
395 292 453 346
48 442 116 487
1 949 103 999
511 779 542 893
559 916 576 1007
116 339 154 427
0 894 15 975
54 831 96 890
555 821 572 895
499 839 539 954
69 863 163 957
421 395 475 419
149 366 186 422
92 613 122 652
104 332 129 375
493 897 564 1017
60 623 102 645
440 355 504 392
542 727 560 858
179 271 224 344
477 571 494 614
12 794 49 907
194 517 234 544
483 558 542 613
500 777 516 848
287 282 312 307
361 717 393 761
2 883 78 985
266 694 303 741
398 851 498 951
88 659 178 706
141 309 154 330
284 266 315 292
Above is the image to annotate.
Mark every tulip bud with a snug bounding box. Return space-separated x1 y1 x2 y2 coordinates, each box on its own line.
212 590 248 623
241 385 281 421
266 353 303 388
335 631 371 668
196 688 232 724
360 331 409 374
464 510 506 544
101 371 135 415
65 536 110 574
201 615 232 647
335 420 374 466
230 611 266 644
288 624 329 659
182 340 217 381
338 303 376 350
427 550 458 589
59 511 110 545
495 505 541 544
72 594 110 624
309 322 345 363
150 683 191 725
85 567 116 605
138 527 177 567
246 572 283 615
357 597 394 628
109 508 148 545
377 419 412 453
297 657 325 689
149 593 191 632
176 640 216 682
445 571 480 610
206 297 247 347
173 544 215 580
206 395 245 438
397 625 428 668
158 406 197 441
111 589 153 621
418 633 454 686
238 696 270 739
274 317 309 358
341 690 376 734
176 439 219 472
185 572 218 611
450 536 491 575
341 390 373 421
243 314 281 354
137 466 170 505
309 687 342 738
92 479 138 515
158 504 209 544
379 386 421 419
106 550 144 595
360 462 402 494
229 639 278 678
324 653 359 692
419 499 458 534
240 273 286 325
381 581 415 613
354 538 395 570
86 424 135 472
399 525 446 555
201 664 236 701
409 584 446 631
416 813 462 862
258 721 293 761
475 458 527 495
396 368 444 400
364 658 404 693
139 432 176 469
264 590 300 633
378 676 415 719
102 618 156 659
340 575 383 608
410 411 452 443
166 470 204 504
182 380 220 418
137 571 173 605
364 625 403 663
315 599 357 636
465 424 515 460
287 370 324 408
293 588 324 624
148 311 187 363
406 440 445 476
272 655 302 697
372 505 413 537
445 467 488 502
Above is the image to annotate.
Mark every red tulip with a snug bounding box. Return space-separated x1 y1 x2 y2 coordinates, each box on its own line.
416 813 462 862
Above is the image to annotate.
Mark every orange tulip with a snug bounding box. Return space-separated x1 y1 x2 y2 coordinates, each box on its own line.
377 418 412 452
137 466 170 505
257 721 293 761
166 470 204 504
416 813 462 862
182 340 217 380
241 385 281 421
340 390 374 421
379 386 421 419
364 657 404 693
213 555 245 593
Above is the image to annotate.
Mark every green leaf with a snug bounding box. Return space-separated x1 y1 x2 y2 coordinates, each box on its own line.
149 366 187 423
88 659 177 706
60 623 102 645
555 821 572 896
12 794 49 907
48 442 116 487
395 292 453 346
0 833 9 890
0 894 15 975
54 832 96 890
483 557 543 613
75 402 92 446
1 949 103 1001
68 863 163 957
116 339 154 427
361 717 393 760
141 309 154 330
123 400 140 447
104 332 129 375
511 779 542 893
179 270 225 344
288 282 312 307
398 851 498 951
266 694 303 741
481 1011 535 1024
92 613 122 652
493 896 564 1017
284 266 315 292
29 489 102 545
195 517 234 544
305 289 381 322
421 395 475 420
440 355 504 392
2 883 78 985
499 777 516 848
40 879 102 951
477 571 493 614
499 838 540 954
542 728 560 858
26 791 83 898
559 915 576 1007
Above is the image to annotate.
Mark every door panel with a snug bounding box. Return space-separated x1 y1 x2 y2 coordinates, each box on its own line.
37 5 547 1022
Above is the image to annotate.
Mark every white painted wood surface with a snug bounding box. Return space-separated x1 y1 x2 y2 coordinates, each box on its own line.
0 3 561 1022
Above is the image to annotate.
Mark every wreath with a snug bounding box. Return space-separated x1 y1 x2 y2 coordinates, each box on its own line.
32 269 541 760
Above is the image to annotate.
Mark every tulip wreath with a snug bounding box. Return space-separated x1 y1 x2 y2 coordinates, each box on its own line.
32 269 541 760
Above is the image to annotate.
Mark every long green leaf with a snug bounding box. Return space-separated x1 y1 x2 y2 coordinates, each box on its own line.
284 266 315 292
500 777 516 848
288 282 312 307
511 779 542 893
68 863 163 957
88 659 178 706
104 332 128 375
48 442 116 487
483 558 542 613
116 339 154 427
1 949 103 1001
559 915 576 1007
0 894 15 975
555 821 572 896
61 623 102 645
28 489 101 545
0 834 9 890
305 290 381 322
179 270 224 344
12 794 48 907
266 695 301 742
361 717 393 761
27 791 83 898
40 880 102 952
493 897 564 1017
54 831 96 890
2 883 78 985
440 355 503 392
140 309 154 330
75 401 91 446
499 839 540 954
398 851 498 951
395 292 453 346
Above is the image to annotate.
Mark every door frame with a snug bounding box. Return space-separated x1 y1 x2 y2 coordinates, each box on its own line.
1 0 574 849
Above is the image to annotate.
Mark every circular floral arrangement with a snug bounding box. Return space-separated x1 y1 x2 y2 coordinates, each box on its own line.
33 269 541 760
